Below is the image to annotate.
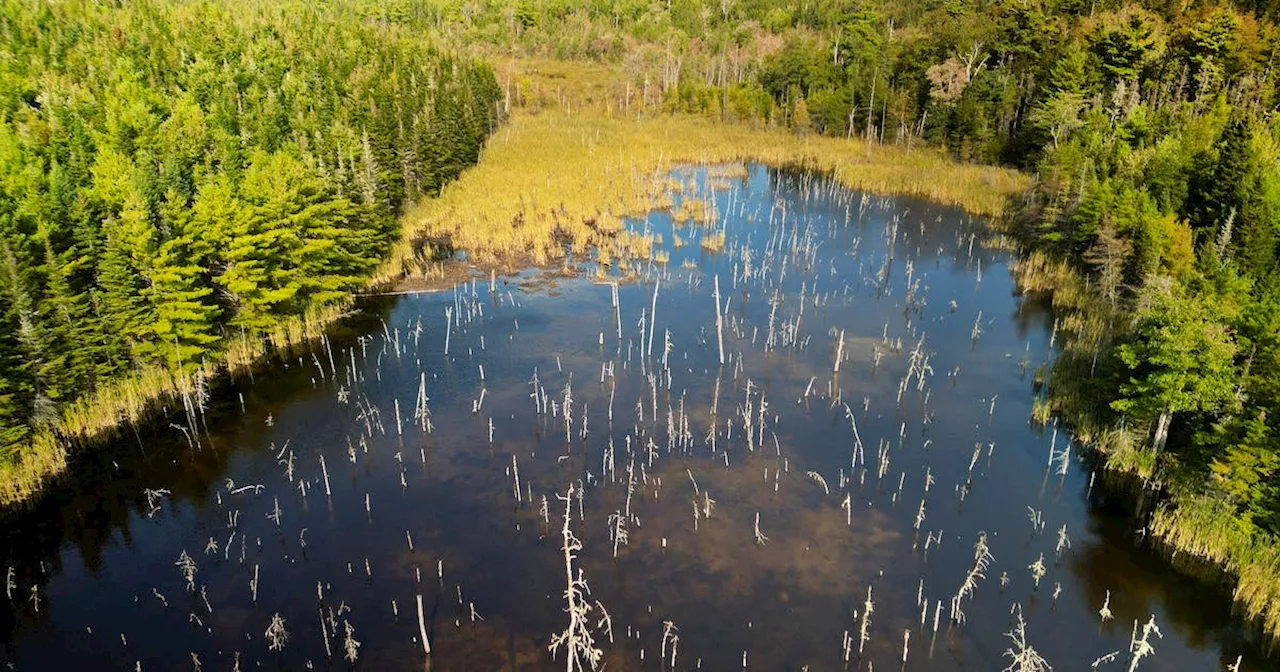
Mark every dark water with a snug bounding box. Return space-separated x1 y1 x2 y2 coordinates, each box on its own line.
0 166 1270 670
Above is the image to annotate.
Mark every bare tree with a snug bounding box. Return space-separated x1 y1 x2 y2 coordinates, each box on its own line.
1083 220 1131 306
1029 93 1088 149
1003 604 1052 671
957 42 989 81
549 485 608 671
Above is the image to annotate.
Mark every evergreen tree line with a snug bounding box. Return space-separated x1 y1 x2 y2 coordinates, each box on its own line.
0 0 501 462
409 2 1280 539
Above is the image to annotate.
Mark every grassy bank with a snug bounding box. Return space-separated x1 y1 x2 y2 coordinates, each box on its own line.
0 301 353 506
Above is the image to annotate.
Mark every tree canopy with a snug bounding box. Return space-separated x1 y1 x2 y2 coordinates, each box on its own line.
0 0 501 460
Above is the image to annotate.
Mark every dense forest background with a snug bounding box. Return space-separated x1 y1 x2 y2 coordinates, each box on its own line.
0 0 501 462
4 0 1280 618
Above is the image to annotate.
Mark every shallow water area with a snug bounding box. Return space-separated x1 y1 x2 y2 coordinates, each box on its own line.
0 165 1271 670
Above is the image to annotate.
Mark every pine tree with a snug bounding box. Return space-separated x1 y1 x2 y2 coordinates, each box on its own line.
1209 410 1279 531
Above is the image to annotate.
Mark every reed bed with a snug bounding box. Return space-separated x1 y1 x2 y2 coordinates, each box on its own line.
1146 495 1280 637
0 434 66 506
1149 495 1280 637
380 110 1028 280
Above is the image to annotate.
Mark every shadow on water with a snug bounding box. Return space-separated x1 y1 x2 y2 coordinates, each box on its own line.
0 166 1273 670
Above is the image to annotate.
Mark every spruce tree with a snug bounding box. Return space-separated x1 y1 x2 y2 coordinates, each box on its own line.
95 219 152 364
133 194 222 370
135 236 222 370
0 238 55 426
1187 118 1253 235
0 248 33 459
36 233 96 399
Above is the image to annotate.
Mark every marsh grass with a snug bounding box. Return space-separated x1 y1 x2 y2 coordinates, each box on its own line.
382 110 1028 279
1150 496 1280 636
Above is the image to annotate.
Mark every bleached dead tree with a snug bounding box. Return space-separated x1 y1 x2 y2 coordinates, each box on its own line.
265 613 289 651
549 485 607 671
175 550 197 593
1003 604 1052 672
951 532 993 624
714 275 725 366
1127 615 1162 672
859 585 874 655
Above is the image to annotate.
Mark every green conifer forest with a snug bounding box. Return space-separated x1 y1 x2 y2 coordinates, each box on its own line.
0 0 500 468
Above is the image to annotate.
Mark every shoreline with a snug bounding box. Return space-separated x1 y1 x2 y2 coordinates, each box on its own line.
1010 249 1280 642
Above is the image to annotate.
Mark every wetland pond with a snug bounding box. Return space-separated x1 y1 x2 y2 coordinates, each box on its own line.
0 165 1272 671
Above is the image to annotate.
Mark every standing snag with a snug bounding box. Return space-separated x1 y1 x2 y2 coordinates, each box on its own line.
175 550 197 593
1003 604 1052 672
1127 615 1162 672
952 532 993 624
548 484 607 671
265 613 289 651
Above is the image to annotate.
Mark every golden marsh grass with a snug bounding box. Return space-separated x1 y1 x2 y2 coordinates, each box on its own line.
380 110 1029 280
